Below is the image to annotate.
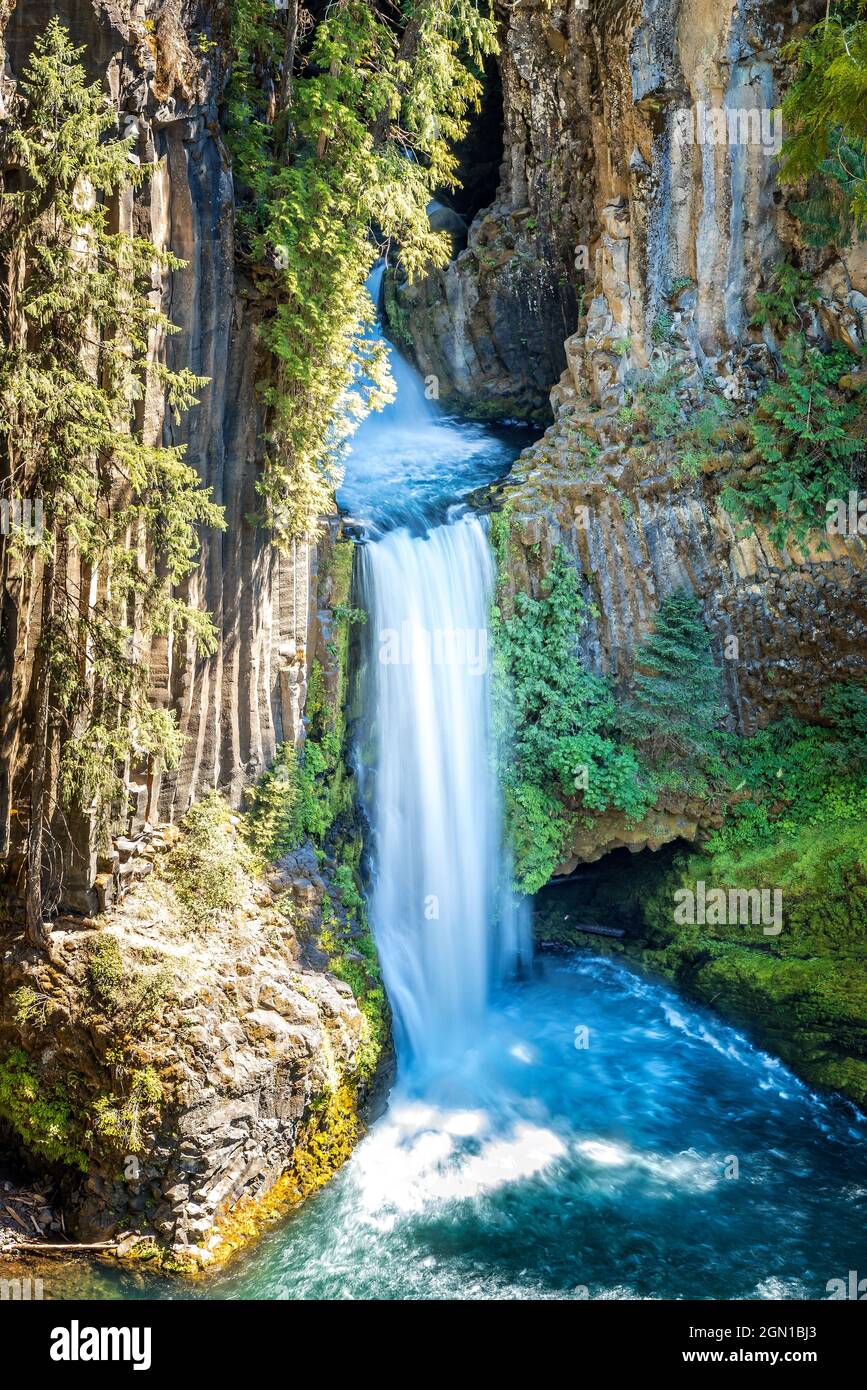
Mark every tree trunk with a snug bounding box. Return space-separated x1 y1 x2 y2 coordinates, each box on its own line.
274 1 300 158
372 18 422 147
24 552 54 950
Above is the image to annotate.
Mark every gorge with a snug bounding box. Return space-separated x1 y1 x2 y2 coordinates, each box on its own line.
0 0 865 1305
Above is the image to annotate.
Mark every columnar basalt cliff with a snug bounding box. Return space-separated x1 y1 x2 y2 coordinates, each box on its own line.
0 1 315 915
395 0 867 419
0 0 390 1269
414 0 867 867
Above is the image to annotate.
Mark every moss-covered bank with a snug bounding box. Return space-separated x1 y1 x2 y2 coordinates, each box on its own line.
536 817 867 1107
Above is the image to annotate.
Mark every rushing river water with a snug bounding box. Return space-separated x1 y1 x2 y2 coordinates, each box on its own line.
65 268 865 1302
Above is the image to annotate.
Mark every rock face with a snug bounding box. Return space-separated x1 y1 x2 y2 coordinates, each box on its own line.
492 411 867 738
0 1 318 913
439 0 867 869
0 816 381 1269
394 0 867 415
386 1 590 420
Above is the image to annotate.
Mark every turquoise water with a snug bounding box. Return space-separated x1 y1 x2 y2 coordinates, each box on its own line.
89 953 865 1300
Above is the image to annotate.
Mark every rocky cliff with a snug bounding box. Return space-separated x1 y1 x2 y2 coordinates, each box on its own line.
417 0 867 867
0 802 385 1270
0 0 316 914
395 0 867 420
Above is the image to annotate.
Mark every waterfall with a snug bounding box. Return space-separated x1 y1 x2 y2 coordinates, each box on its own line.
357 514 528 1075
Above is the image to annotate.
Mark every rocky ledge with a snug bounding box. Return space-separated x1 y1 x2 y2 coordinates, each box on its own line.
0 802 389 1272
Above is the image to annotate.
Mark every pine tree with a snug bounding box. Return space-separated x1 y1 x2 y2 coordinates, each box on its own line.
0 21 224 946
620 592 726 773
780 3 867 230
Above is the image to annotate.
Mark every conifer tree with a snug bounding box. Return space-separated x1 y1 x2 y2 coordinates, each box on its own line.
620 592 726 773
0 21 224 946
780 2 867 230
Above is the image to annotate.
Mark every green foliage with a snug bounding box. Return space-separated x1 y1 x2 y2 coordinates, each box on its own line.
721 332 866 548
10 985 49 1026
824 680 867 763
245 744 304 861
750 263 820 334
780 4 867 231
227 0 498 545
0 1048 87 1170
0 21 224 836
85 936 173 1031
492 548 651 893
162 793 255 927
620 591 727 791
92 1067 163 1156
246 734 348 863
623 370 685 440
706 692 867 862
672 394 734 478
651 312 673 344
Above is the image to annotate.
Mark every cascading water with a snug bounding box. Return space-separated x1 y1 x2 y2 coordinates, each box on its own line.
346 262 529 1074
79 267 866 1303
356 516 527 1074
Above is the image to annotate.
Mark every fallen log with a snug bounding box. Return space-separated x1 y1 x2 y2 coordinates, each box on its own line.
11 1240 118 1254
568 922 626 938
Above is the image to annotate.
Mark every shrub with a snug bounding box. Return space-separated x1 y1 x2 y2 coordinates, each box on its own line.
85 936 173 1030
0 1048 86 1170
162 793 253 925
92 1067 164 1156
721 332 866 548
492 548 651 893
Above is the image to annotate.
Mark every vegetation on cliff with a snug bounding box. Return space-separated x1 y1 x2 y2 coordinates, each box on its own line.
226 0 498 545
721 267 867 548
0 22 224 945
780 0 867 234
490 518 649 892
491 511 729 893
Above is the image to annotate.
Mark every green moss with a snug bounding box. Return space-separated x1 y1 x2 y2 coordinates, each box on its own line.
620 819 866 1105
0 1048 87 1170
535 698 867 1105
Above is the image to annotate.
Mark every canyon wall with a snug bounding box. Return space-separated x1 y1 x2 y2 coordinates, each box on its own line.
411 0 867 737
0 0 317 912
